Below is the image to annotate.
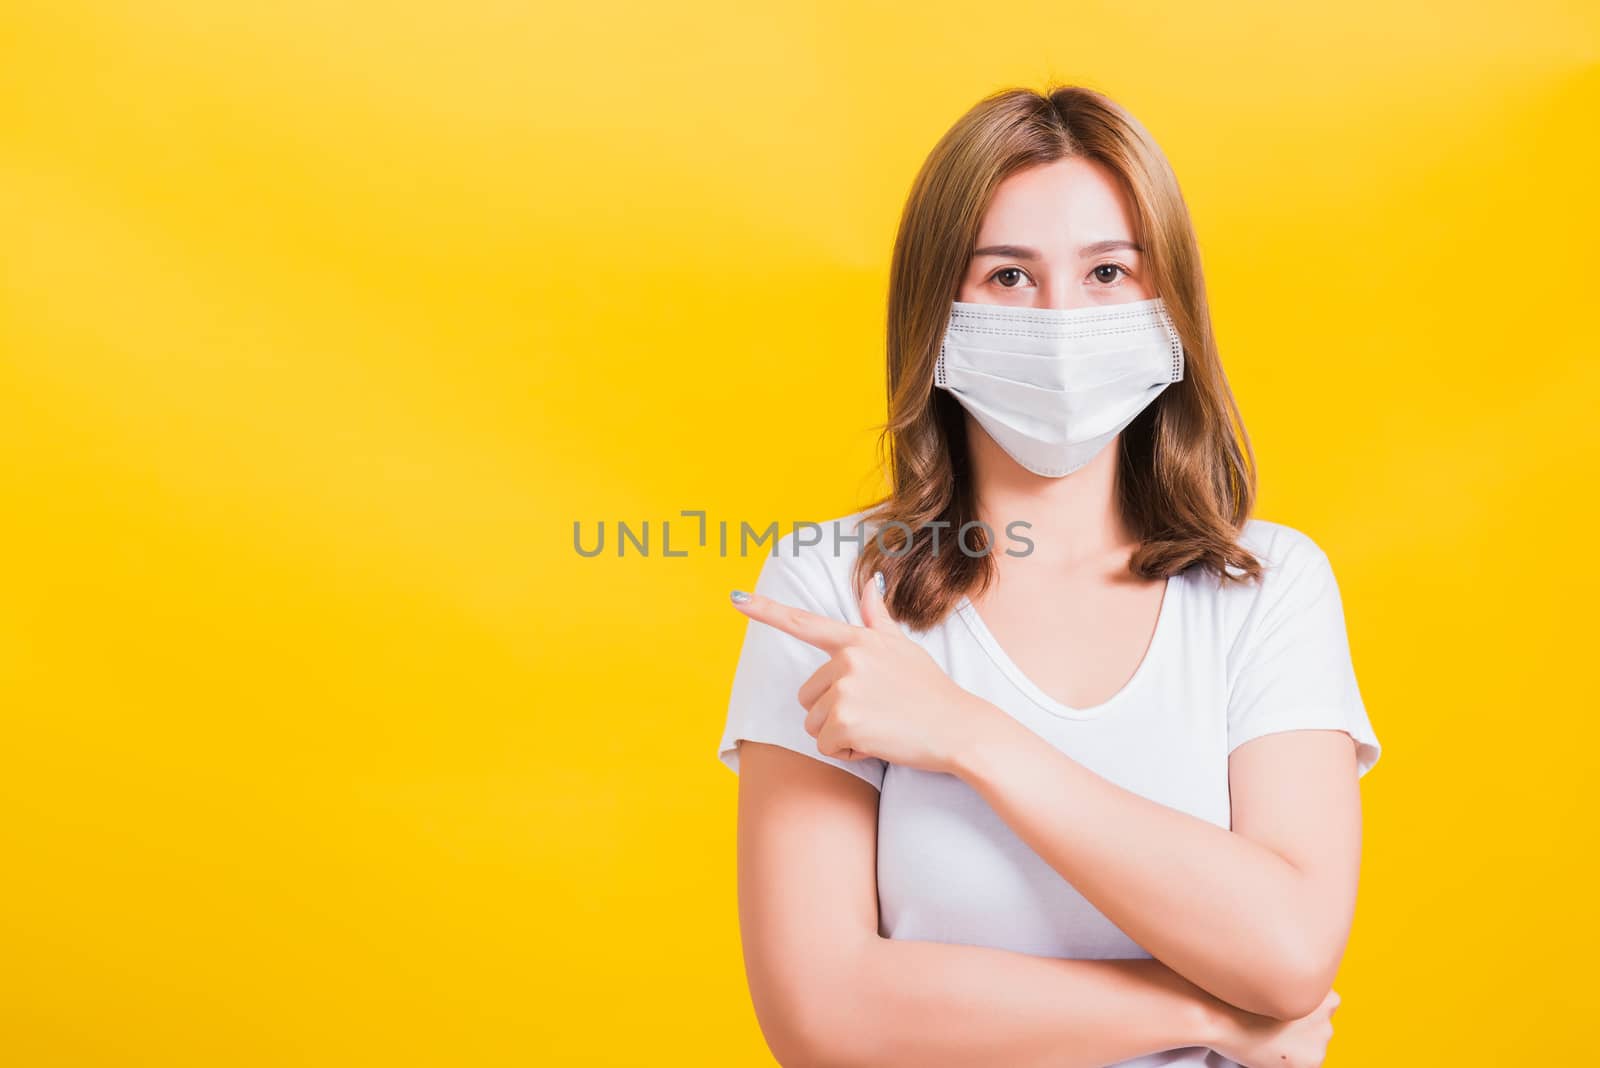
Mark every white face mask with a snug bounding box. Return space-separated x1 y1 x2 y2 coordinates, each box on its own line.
934 296 1185 477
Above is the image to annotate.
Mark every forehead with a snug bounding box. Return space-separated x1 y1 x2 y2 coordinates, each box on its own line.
975 157 1137 248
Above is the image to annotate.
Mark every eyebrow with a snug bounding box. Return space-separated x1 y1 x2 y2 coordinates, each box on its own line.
971 239 1143 259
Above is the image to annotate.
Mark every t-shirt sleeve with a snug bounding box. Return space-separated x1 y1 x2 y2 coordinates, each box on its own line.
717 549 888 792
1225 537 1382 778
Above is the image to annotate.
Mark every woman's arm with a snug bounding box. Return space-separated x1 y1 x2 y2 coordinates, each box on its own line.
842 941 1229 1068
952 715 1364 1020
735 740 1236 1067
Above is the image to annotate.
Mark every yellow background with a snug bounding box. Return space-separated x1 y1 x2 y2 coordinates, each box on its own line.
3 2 1596 1063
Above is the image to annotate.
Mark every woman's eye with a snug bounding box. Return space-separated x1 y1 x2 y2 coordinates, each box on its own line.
991 267 1030 288
1090 264 1126 285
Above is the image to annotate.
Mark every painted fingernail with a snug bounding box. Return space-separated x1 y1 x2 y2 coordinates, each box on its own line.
874 570 886 595
730 590 752 603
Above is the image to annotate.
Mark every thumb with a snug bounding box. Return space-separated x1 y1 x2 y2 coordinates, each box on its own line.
859 569 897 633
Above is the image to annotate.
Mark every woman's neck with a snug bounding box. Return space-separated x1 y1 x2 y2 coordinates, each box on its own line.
966 417 1135 571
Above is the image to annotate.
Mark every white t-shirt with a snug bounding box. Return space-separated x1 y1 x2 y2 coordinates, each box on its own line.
717 510 1382 1068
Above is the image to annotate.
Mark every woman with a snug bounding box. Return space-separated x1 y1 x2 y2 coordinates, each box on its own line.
716 84 1381 1068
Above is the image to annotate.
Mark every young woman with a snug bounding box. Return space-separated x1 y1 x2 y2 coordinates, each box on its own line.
716 85 1382 1068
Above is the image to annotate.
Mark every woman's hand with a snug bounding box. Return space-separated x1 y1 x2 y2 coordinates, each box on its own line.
729 570 999 775
1208 989 1340 1068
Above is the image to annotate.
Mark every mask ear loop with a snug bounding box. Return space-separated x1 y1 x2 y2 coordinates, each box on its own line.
1159 308 1185 382
934 335 948 388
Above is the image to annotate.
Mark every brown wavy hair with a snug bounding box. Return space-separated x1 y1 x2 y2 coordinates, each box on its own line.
852 83 1264 630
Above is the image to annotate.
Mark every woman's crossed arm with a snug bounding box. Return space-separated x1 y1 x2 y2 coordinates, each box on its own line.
732 741 1338 1068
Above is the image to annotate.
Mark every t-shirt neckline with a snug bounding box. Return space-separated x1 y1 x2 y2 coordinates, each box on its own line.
953 569 1182 721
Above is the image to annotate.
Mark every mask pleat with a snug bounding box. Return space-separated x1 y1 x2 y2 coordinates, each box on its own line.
932 296 1185 477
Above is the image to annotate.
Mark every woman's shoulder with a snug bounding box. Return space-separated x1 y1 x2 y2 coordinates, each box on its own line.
745 507 879 624
1202 517 1346 626
1229 516 1333 576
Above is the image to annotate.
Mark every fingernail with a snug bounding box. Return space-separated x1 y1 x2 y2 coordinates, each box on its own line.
730 590 752 603
874 570 886 595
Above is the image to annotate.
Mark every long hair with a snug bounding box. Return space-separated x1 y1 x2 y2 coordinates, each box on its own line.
853 84 1264 630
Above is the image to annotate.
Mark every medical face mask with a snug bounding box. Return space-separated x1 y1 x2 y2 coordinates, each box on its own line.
934 296 1186 477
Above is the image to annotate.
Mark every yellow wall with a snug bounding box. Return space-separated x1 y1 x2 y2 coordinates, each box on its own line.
3 2 1596 1063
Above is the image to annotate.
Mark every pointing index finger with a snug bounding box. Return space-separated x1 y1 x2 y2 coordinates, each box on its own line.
730 588 858 654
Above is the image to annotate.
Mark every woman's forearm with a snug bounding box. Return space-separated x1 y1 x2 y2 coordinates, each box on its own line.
951 708 1328 1018
799 935 1227 1068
